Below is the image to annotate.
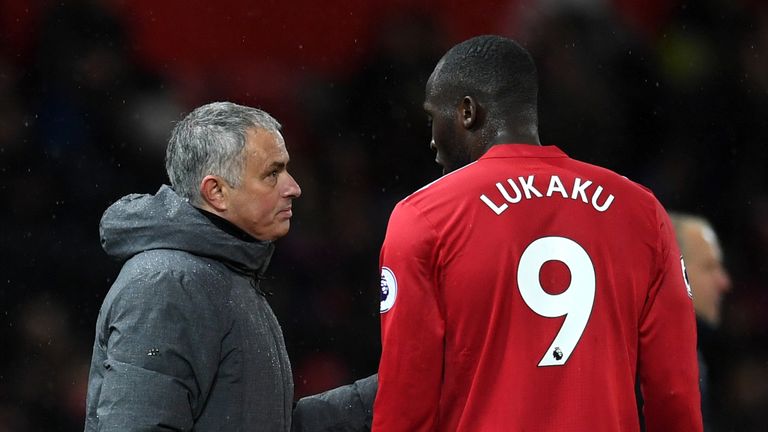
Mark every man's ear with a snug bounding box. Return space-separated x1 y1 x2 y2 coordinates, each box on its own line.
460 96 477 129
200 175 228 212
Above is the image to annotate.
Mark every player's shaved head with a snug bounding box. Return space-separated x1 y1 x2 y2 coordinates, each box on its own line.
428 35 539 129
424 35 541 174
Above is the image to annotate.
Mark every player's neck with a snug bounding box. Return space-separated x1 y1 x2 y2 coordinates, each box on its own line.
488 127 540 148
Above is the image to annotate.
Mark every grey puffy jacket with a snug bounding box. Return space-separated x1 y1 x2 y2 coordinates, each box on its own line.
84 185 376 432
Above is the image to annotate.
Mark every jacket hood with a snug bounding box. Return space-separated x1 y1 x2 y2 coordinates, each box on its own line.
99 185 274 275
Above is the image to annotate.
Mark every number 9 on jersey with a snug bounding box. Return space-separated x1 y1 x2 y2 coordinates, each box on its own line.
517 236 596 367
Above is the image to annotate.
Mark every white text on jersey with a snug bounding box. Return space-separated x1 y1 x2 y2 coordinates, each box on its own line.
480 175 615 215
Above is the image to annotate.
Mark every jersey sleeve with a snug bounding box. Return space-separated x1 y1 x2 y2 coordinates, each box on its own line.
637 202 703 431
373 201 445 432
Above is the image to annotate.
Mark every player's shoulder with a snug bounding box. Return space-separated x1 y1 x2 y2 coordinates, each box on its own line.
567 157 669 232
386 163 479 230
568 157 658 201
400 161 480 207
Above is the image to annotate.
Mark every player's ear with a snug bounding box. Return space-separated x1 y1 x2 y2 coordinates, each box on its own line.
200 175 228 211
460 96 477 129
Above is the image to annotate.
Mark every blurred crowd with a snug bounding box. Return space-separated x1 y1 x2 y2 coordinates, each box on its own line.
1 0 766 430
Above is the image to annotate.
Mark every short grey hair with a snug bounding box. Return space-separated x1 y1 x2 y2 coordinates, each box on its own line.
165 101 282 205
668 211 712 254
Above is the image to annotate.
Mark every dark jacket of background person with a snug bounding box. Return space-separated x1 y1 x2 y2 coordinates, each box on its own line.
85 185 376 431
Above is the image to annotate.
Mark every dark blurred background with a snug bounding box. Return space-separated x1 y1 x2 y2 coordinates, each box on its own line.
1 0 766 430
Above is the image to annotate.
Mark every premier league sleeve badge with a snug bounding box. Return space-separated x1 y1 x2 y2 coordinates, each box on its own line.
380 267 398 313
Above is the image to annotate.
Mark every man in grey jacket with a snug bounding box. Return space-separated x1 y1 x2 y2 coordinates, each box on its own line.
84 102 376 431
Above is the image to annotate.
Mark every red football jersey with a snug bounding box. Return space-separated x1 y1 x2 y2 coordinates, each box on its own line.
374 144 702 432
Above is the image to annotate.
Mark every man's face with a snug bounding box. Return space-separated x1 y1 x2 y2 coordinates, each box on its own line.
683 223 731 326
424 68 472 175
224 128 301 241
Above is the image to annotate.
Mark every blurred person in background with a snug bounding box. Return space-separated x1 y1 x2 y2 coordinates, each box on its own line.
374 35 702 431
84 101 375 432
670 212 732 430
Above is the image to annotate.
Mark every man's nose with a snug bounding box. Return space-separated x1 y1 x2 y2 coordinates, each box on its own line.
284 173 301 198
717 266 732 293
